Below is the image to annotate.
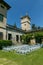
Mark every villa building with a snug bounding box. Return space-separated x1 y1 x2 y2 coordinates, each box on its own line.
0 0 31 45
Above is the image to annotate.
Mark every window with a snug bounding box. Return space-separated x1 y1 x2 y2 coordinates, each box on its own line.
0 32 3 40
0 14 3 22
1 5 5 9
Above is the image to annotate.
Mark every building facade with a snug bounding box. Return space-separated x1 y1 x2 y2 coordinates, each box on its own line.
0 0 31 45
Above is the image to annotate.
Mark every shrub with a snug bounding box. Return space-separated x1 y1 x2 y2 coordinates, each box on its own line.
0 40 12 49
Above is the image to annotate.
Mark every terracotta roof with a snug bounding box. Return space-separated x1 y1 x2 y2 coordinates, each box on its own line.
0 0 11 10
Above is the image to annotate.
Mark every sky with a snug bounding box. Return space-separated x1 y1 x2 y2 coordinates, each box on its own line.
4 0 43 28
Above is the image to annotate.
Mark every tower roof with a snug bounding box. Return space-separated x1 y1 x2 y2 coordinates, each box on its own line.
0 0 11 10
21 15 31 20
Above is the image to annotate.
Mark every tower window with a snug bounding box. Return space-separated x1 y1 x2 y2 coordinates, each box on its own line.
0 14 3 22
24 24 26 26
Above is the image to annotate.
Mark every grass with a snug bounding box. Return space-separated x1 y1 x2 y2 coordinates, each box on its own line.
0 48 43 65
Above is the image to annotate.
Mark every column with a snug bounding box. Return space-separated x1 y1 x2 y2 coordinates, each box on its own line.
19 35 20 43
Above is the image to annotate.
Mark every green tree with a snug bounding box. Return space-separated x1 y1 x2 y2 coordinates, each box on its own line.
32 24 37 30
13 23 17 28
22 31 43 44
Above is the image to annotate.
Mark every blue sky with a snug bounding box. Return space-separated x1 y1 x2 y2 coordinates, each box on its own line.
4 0 43 28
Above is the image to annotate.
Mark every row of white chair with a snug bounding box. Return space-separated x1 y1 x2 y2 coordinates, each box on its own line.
3 44 42 54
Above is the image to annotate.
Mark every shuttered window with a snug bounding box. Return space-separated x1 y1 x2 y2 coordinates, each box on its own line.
0 14 3 22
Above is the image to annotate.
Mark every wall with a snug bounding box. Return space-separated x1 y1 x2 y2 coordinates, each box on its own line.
21 22 31 31
0 3 7 28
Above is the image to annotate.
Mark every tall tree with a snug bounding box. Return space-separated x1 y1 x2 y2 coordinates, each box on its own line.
13 23 17 28
32 24 37 30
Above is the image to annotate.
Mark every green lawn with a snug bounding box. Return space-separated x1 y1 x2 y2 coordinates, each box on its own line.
0 48 43 65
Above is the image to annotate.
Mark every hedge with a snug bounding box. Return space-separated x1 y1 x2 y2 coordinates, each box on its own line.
0 40 12 49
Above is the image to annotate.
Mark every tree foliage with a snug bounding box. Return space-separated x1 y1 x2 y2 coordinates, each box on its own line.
32 24 37 30
13 23 17 28
22 31 43 44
